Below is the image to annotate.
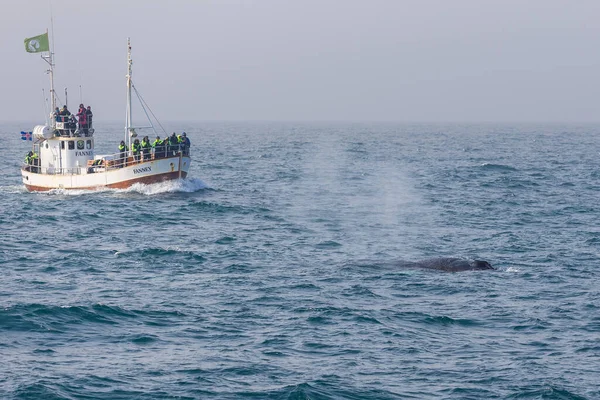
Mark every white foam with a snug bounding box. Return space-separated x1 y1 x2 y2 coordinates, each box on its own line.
117 178 208 195
42 188 102 196
26 178 208 196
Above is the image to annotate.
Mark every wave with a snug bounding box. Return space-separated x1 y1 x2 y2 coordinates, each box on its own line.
507 384 589 400
262 382 404 400
0 185 28 194
315 240 342 248
187 201 272 216
0 303 185 333
0 303 133 333
480 163 517 171
115 247 206 263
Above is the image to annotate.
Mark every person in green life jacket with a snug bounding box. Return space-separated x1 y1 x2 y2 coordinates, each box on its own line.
118 140 128 167
177 133 188 155
167 132 178 156
25 151 39 173
87 158 103 173
177 134 183 155
31 151 39 173
131 138 142 163
141 136 151 161
153 135 165 159
24 151 32 171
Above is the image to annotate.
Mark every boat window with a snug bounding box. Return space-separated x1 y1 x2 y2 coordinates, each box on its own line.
45 143 49 149
77 140 85 150
86 140 92 149
68 141 75 150
61 141 65 149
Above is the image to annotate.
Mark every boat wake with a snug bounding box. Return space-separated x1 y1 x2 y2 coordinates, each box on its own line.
118 178 208 195
33 178 208 196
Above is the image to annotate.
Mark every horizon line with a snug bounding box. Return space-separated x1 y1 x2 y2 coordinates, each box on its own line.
4 119 600 125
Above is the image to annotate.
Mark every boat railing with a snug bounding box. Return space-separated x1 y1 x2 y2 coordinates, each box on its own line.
53 121 95 138
87 144 191 173
22 144 190 176
22 164 84 175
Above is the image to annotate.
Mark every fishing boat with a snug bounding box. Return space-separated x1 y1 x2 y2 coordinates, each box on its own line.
21 33 191 192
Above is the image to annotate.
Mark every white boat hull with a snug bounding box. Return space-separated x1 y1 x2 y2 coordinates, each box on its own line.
22 155 191 191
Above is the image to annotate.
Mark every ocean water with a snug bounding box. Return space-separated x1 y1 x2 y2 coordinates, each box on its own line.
1 122 599 399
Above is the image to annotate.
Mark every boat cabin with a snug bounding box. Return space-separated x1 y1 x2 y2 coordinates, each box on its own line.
32 124 95 174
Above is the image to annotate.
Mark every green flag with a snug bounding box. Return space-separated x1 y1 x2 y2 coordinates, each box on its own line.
24 33 49 53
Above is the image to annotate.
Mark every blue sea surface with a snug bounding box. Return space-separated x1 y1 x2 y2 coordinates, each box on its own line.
1 122 599 399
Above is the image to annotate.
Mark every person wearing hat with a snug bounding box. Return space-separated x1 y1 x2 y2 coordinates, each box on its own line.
141 136 151 161
118 140 128 167
164 132 174 156
57 105 70 135
181 132 191 155
24 151 32 171
85 106 93 132
26 150 39 173
131 138 142 163
59 105 71 121
76 104 88 136
153 135 164 159
68 114 77 136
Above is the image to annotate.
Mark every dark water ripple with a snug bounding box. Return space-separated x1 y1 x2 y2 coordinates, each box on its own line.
2 122 600 399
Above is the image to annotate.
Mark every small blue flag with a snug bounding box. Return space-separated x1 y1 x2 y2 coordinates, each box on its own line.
21 131 32 141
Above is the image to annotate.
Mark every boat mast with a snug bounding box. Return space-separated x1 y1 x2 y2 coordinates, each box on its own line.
41 28 56 129
125 38 133 148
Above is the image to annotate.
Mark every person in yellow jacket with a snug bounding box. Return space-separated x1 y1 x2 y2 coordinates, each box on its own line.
153 136 165 159
140 136 152 161
131 138 142 163
118 141 128 167
29 151 39 173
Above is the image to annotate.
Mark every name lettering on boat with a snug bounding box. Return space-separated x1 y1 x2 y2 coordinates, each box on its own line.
76 151 93 156
133 166 152 174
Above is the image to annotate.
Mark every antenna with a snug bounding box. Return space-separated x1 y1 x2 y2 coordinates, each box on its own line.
49 0 56 117
125 38 134 147
41 28 56 128
49 0 55 58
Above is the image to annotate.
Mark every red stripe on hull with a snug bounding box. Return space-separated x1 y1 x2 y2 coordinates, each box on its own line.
24 171 188 192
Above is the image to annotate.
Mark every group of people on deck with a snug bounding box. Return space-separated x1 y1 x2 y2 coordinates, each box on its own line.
53 104 93 136
117 132 190 167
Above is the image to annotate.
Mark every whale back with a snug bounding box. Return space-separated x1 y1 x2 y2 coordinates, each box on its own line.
413 257 494 272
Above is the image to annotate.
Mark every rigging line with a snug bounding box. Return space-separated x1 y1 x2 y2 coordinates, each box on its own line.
132 83 163 135
131 84 156 135
53 92 63 108
132 82 168 135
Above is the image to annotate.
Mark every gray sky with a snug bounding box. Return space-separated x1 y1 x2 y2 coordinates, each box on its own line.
2 0 600 123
